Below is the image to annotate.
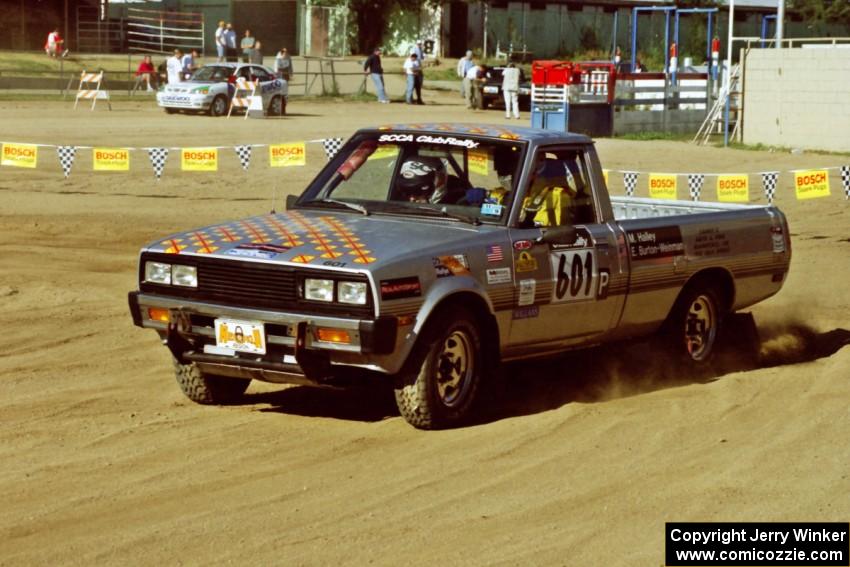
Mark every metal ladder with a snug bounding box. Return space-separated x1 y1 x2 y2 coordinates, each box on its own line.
693 64 741 145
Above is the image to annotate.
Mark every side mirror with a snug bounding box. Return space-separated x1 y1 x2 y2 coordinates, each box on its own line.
539 225 578 246
285 194 298 210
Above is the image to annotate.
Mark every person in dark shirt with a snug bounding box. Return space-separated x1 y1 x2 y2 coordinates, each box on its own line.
363 47 389 103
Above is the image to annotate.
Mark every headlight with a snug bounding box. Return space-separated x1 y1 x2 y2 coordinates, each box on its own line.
338 281 367 305
172 265 198 287
145 261 171 284
304 278 334 302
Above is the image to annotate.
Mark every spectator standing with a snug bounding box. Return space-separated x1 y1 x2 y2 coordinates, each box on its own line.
181 49 198 79
135 55 158 91
411 40 425 104
275 47 293 81
241 30 256 63
464 62 480 109
501 62 520 119
403 53 421 104
363 47 389 103
225 23 238 62
456 50 473 97
44 28 67 58
215 21 226 62
166 49 183 84
250 41 264 64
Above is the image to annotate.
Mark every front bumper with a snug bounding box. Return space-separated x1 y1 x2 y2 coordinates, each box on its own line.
129 291 398 383
156 93 212 110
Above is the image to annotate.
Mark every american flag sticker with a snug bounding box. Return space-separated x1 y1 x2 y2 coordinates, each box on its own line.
486 244 504 263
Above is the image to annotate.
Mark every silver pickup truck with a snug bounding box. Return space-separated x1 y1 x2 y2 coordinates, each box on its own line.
128 124 791 429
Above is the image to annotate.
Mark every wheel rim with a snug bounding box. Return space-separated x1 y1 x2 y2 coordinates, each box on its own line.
685 294 717 361
435 330 474 407
214 98 226 115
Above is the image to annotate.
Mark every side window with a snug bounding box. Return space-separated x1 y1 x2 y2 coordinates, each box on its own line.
522 148 597 227
252 67 272 82
237 66 252 80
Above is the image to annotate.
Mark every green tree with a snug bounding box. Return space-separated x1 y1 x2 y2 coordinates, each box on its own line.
788 0 850 27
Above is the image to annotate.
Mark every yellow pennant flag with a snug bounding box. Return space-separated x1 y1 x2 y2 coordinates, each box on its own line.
602 169 609 187
1 143 38 168
794 169 830 200
717 174 749 202
181 147 218 171
371 145 399 161
648 173 677 199
269 143 306 167
468 149 489 176
93 147 130 171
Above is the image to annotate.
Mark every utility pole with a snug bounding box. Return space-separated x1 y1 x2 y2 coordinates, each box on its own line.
776 0 785 48
725 0 734 91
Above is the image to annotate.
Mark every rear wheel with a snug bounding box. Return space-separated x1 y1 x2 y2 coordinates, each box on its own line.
394 308 483 429
662 285 723 367
173 358 250 404
164 107 177 114
209 94 228 117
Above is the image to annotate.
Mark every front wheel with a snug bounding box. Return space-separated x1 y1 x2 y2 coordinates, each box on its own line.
173 358 250 404
268 95 283 116
394 308 483 429
209 94 228 117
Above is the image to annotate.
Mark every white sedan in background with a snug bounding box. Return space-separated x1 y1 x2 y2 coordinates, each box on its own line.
157 63 288 117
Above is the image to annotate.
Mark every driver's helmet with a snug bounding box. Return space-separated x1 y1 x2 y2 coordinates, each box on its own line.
395 156 447 203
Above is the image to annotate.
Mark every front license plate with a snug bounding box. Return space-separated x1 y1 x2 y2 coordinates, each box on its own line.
214 318 266 354
483 86 498 94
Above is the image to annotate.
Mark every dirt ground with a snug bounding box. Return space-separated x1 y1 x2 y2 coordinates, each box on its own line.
1 92 848 566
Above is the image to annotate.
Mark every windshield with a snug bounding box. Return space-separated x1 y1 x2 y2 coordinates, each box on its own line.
297 132 526 225
190 66 232 82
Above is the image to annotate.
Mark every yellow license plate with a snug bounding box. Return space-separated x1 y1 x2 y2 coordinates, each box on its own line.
214 318 266 354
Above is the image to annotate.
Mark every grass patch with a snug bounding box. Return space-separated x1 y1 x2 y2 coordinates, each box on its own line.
617 131 692 142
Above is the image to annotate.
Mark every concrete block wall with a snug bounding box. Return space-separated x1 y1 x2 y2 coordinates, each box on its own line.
743 47 850 152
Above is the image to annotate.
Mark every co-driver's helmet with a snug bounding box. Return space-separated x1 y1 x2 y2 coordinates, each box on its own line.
396 156 447 203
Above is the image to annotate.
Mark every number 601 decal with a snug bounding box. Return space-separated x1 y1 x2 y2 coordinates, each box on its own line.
551 250 598 303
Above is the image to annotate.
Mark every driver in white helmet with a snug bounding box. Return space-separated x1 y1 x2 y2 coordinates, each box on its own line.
394 156 448 204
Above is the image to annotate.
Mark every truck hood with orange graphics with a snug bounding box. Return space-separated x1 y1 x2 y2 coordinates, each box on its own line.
142 209 490 272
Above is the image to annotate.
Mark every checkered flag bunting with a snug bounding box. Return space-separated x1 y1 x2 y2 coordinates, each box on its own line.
55 146 76 179
623 172 638 197
147 148 169 180
234 145 252 171
841 166 850 200
321 138 344 161
687 174 704 202
762 171 779 204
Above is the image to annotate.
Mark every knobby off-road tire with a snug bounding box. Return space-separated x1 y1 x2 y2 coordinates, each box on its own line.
209 95 228 117
661 285 724 371
394 308 484 430
173 359 250 404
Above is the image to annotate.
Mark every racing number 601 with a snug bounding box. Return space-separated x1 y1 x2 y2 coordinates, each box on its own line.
554 250 595 301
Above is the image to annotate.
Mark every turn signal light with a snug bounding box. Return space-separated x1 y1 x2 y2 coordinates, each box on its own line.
148 308 170 323
316 328 351 344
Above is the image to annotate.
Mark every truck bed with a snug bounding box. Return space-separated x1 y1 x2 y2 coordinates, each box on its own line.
610 196 762 220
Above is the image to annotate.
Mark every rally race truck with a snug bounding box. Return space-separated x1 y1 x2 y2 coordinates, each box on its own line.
128 124 791 429
157 63 287 117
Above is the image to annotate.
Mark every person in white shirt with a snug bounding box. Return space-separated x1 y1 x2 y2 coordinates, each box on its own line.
464 63 481 109
456 50 473 97
403 53 421 104
214 21 226 62
166 50 184 84
44 28 66 58
501 62 521 119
